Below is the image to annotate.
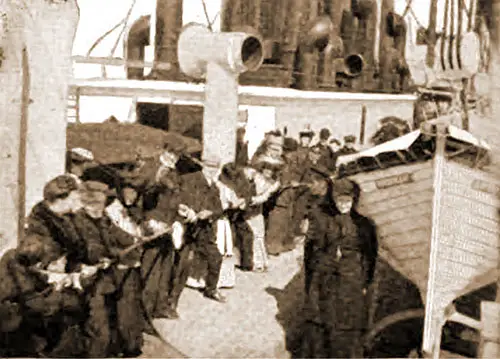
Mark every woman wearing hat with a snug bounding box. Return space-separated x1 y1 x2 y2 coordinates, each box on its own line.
302 178 378 358
243 155 281 272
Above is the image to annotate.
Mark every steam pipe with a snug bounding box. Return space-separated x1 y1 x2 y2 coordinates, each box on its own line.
456 0 463 68
177 23 264 164
279 0 308 87
449 0 455 69
294 0 322 90
441 0 450 71
125 15 151 79
152 0 183 80
379 0 395 73
319 0 350 87
427 0 439 67
352 0 377 89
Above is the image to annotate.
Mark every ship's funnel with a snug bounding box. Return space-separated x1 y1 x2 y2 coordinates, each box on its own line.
352 0 376 19
343 53 365 77
177 23 265 167
303 16 335 51
177 23 264 79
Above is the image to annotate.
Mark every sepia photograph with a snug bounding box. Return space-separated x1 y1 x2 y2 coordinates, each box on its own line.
0 0 499 357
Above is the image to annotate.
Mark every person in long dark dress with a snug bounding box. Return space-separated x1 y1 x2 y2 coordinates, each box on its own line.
302 177 378 358
141 147 186 319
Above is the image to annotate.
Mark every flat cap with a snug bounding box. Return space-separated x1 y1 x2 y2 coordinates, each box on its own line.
332 178 356 197
344 135 357 143
70 147 94 162
43 174 80 202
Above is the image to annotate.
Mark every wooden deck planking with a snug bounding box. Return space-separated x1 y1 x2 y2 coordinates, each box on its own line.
369 201 433 226
391 242 429 262
357 167 435 194
399 257 429 291
358 190 435 217
359 178 434 206
443 161 500 189
380 228 431 250
377 214 432 239
436 242 498 271
442 181 500 211
438 216 500 257
350 161 433 185
441 206 500 240
441 195 499 223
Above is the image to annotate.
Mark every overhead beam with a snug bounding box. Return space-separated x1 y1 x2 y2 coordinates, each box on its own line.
69 78 417 107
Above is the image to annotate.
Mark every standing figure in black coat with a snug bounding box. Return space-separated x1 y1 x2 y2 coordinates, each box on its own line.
303 178 378 358
74 180 146 357
142 147 186 319
176 158 227 303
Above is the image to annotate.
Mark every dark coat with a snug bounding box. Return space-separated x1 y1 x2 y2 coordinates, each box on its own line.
303 201 378 358
141 171 183 317
24 202 88 271
313 143 337 172
72 210 142 271
282 146 310 183
71 210 144 357
0 249 85 357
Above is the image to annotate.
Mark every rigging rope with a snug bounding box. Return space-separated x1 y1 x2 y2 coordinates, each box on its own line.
86 20 126 57
200 0 213 32
456 0 463 69
441 0 450 71
102 0 138 78
448 0 455 69
403 0 425 30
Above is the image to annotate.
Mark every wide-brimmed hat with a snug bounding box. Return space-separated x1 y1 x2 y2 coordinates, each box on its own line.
299 125 315 138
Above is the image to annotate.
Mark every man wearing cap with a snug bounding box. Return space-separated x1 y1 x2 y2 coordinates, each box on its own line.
312 128 337 173
141 146 187 319
73 180 146 357
174 158 227 303
337 135 359 156
66 147 95 179
303 177 378 358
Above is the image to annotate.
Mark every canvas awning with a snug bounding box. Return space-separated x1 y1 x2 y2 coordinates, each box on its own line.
337 124 490 167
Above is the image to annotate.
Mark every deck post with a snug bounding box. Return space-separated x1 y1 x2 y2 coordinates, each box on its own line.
0 0 78 257
177 23 264 165
421 122 447 359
